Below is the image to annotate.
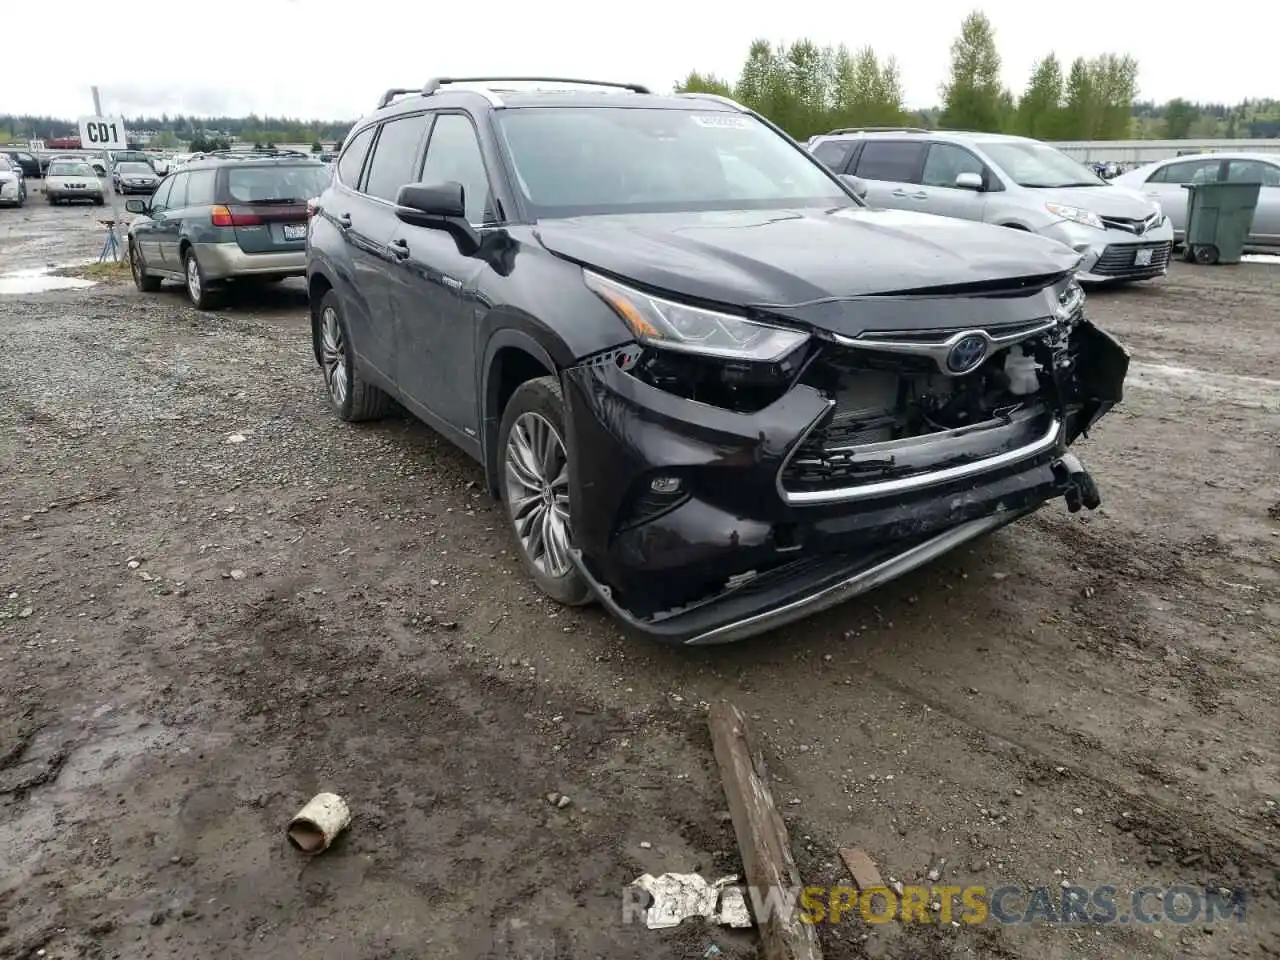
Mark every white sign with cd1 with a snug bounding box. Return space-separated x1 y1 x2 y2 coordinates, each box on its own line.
78 116 128 152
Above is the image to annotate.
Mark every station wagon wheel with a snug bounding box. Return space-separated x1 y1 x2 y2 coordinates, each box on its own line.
182 248 219 310
497 377 592 606
129 240 160 292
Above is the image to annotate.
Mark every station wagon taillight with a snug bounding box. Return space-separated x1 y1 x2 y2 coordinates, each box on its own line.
210 204 263 227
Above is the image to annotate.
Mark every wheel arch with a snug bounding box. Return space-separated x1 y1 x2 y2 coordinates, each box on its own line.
481 328 560 497
307 269 335 366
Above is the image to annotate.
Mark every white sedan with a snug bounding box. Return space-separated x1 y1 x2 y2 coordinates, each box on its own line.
44 160 105 205
1112 152 1280 252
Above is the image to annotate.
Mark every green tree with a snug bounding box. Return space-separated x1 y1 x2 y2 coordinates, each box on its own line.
939 11 1006 132
674 71 734 98
1061 58 1096 139
1015 55 1064 139
1163 98 1198 138
1091 54 1138 138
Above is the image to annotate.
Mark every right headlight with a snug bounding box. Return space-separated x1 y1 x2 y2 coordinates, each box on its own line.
1045 202 1104 231
583 270 808 363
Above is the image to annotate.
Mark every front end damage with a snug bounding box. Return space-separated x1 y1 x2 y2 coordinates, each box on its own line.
561 274 1128 645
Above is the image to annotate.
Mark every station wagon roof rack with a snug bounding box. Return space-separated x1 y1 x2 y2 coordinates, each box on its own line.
420 76 651 96
826 126 931 135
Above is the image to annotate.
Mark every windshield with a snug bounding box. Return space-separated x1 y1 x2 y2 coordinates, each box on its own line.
0 157 11 172
118 163 152 175
496 107 850 216
981 141 1106 188
225 164 330 202
49 162 94 177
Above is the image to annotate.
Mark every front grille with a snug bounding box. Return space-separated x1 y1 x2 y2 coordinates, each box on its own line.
1092 241 1172 277
1100 213 1161 235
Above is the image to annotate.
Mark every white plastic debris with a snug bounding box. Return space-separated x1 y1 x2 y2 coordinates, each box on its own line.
226 433 247 444
287 792 352 855
629 873 753 930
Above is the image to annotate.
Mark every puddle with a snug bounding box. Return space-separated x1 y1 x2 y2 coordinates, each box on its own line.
1128 360 1280 411
0 266 96 295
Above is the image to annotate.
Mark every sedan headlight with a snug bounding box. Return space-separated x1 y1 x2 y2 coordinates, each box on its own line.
584 270 808 362
1046 202 1104 231
1150 200 1163 220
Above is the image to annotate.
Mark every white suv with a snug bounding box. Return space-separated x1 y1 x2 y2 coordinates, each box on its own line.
808 128 1174 284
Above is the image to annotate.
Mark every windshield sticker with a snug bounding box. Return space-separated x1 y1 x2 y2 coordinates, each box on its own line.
689 114 751 129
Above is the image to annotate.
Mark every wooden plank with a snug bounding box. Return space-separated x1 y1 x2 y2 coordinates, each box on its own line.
838 847 884 892
708 701 823 960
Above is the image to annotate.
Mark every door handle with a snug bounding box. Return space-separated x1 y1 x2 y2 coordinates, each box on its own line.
909 191 928 200
892 190 929 200
335 212 352 229
388 238 410 260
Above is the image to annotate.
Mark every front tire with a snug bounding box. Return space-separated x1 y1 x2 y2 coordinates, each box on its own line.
317 290 391 421
130 240 161 292
498 377 592 607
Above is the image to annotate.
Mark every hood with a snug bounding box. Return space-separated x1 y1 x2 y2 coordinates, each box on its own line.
0 170 15 183
533 207 1080 309
1033 183 1158 219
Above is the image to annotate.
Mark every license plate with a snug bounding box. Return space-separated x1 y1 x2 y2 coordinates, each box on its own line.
1134 248 1153 267
283 223 307 241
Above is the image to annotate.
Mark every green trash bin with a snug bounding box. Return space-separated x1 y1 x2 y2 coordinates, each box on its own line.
1181 181 1261 265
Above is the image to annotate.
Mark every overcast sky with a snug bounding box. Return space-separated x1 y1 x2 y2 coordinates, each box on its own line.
13 0 1276 122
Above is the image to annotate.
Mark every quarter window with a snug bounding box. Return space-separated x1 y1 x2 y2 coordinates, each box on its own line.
854 141 926 183
186 169 217 205
364 114 430 203
336 126 375 190
167 173 189 209
418 114 494 223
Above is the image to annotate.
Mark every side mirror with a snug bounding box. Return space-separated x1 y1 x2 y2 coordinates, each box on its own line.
395 181 479 255
955 171 984 191
125 199 147 214
838 174 869 199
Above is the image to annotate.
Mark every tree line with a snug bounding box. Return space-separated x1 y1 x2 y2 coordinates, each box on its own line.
676 10 1280 142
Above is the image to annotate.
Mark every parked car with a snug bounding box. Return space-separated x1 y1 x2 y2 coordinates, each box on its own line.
113 161 160 194
0 155 26 207
43 160 104 205
46 154 108 178
807 129 1173 284
1 149 41 179
1111 152 1280 252
305 78 1127 646
126 155 329 308
109 149 156 171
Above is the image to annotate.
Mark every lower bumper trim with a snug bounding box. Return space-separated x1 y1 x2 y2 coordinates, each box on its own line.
571 507 1034 646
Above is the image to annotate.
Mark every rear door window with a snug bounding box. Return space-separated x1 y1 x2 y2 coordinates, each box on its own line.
811 139 855 173
1225 159 1280 186
167 173 188 209
149 177 174 213
854 141 926 183
364 114 431 203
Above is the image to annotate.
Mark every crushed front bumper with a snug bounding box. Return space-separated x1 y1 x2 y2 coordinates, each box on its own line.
562 317 1127 646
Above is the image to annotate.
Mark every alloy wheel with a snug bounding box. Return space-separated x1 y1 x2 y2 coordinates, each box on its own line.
504 412 572 578
130 245 142 283
186 256 201 302
319 306 348 406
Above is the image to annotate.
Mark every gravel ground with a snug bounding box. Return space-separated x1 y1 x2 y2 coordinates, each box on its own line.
2 201 1278 960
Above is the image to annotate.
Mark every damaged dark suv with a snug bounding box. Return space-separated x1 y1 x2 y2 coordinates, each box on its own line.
306 77 1129 645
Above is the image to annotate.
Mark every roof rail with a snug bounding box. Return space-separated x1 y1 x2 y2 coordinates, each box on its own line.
674 92 746 111
826 126 931 136
420 76 651 96
377 88 418 109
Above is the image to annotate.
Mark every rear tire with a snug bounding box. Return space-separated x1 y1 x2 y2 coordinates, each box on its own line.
183 248 220 310
317 290 392 422
498 376 593 607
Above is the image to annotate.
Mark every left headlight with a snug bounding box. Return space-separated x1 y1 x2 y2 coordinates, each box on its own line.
1046 202 1104 231
584 270 809 362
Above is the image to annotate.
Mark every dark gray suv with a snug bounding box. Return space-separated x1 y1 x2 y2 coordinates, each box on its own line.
306 77 1128 645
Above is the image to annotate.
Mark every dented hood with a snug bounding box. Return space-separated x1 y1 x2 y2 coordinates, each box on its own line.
533 206 1081 310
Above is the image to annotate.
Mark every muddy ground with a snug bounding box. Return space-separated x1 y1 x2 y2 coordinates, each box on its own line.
1 200 1278 960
